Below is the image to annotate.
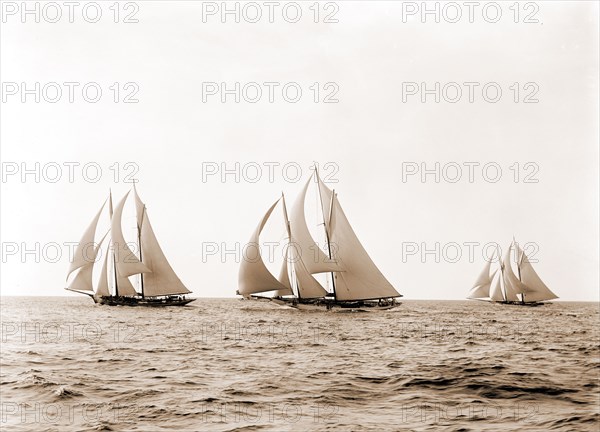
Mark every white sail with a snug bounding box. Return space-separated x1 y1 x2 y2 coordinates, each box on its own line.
327 193 400 301
133 188 191 296
316 169 336 228
238 199 292 296
502 244 524 301
116 272 139 297
490 271 505 301
290 176 341 274
96 248 110 297
137 216 191 296
517 245 558 302
274 248 294 297
67 200 106 279
112 191 151 277
66 232 107 293
468 259 497 299
67 266 95 293
289 243 328 299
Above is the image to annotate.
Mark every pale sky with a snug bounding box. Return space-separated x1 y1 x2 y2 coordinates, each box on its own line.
1 1 598 300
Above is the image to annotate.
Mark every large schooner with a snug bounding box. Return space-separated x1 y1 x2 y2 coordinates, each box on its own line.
467 239 558 306
237 169 402 311
65 186 194 306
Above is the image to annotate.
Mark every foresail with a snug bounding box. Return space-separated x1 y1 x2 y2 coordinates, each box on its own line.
67 199 106 279
274 248 294 297
472 260 493 288
290 175 341 274
112 192 151 277
96 247 110 297
502 244 524 301
289 243 328 298
117 273 139 297
67 232 108 293
328 194 400 301
490 271 505 301
67 265 95 293
238 199 292 296
468 265 497 299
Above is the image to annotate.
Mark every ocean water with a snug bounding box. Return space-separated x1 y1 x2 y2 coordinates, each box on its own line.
0 297 598 431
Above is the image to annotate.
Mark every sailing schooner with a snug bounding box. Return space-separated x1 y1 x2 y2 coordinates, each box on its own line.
237 169 402 311
65 186 194 306
467 239 558 306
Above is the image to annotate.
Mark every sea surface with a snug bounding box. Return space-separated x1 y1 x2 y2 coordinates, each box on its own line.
0 297 598 431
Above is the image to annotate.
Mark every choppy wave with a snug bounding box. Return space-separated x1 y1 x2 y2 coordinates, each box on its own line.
0 297 598 431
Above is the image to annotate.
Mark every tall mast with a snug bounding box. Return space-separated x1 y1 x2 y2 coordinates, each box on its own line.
109 189 118 297
281 193 299 299
514 237 526 304
138 203 146 299
314 165 337 299
497 244 506 303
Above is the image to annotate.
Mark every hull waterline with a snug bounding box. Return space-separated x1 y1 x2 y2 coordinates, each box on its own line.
96 296 195 307
243 295 401 311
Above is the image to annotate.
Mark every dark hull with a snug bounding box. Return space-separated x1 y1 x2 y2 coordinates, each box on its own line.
95 296 195 307
494 301 546 307
247 295 401 311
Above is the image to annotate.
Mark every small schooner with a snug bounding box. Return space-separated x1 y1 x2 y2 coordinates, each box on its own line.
237 169 402 311
467 239 558 306
65 186 194 306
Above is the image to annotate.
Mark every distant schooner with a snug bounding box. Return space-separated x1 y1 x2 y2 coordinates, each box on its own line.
237 169 401 311
65 185 194 306
468 239 558 306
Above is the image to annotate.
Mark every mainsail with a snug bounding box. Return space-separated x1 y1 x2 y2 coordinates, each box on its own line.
133 188 191 296
314 172 399 301
515 242 558 302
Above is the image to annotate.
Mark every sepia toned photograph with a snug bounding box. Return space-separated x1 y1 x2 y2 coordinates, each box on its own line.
1 1 598 431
